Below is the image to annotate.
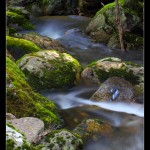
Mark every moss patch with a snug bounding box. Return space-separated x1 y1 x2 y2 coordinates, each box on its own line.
6 57 61 127
6 11 34 30
6 36 40 60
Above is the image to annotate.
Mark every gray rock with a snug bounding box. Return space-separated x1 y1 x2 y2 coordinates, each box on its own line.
8 117 44 143
91 77 135 102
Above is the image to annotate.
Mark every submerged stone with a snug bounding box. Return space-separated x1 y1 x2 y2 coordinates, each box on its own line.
73 118 113 141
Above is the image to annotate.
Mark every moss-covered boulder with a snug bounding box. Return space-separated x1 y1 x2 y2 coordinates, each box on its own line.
6 36 40 60
73 118 112 141
14 32 66 52
91 77 136 102
6 56 61 127
17 50 82 90
6 11 34 30
81 57 143 86
43 129 83 150
86 0 143 50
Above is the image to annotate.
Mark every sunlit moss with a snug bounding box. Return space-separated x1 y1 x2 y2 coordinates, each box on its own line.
6 57 61 127
6 11 34 30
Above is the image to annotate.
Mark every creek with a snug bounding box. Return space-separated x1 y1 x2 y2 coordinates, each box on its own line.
22 15 144 150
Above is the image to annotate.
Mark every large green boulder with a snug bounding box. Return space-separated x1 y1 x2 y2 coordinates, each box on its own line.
6 36 40 60
86 0 143 50
17 50 82 90
6 57 61 127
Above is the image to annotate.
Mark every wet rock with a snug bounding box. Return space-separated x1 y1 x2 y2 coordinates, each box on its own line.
43 129 83 150
73 118 113 141
91 77 135 102
14 32 66 53
7 117 44 143
81 57 143 86
17 50 82 90
6 36 40 60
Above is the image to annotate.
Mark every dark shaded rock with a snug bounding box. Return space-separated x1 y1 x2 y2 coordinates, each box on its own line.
91 77 135 102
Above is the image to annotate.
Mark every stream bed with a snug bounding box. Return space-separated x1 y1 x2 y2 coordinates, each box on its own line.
23 15 144 150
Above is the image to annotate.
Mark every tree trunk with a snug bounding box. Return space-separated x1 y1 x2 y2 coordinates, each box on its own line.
115 0 126 53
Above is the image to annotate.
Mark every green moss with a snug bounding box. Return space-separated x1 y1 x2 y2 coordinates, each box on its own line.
6 36 40 60
16 50 82 90
123 61 142 67
6 11 34 30
96 0 143 19
95 67 139 85
6 57 61 127
6 122 26 137
7 8 30 20
6 139 15 150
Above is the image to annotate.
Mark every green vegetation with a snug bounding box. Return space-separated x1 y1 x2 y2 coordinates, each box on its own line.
94 68 139 85
7 7 30 20
16 50 82 90
6 11 34 30
6 36 40 60
6 57 61 127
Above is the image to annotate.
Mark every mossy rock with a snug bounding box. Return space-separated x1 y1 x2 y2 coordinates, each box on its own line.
6 36 40 60
17 50 82 90
81 57 143 85
6 56 61 127
73 118 113 141
6 11 34 30
86 0 143 49
7 6 31 20
14 32 66 52
44 129 83 150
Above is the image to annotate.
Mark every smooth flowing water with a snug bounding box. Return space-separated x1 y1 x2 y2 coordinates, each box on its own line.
23 15 143 65
24 15 144 150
